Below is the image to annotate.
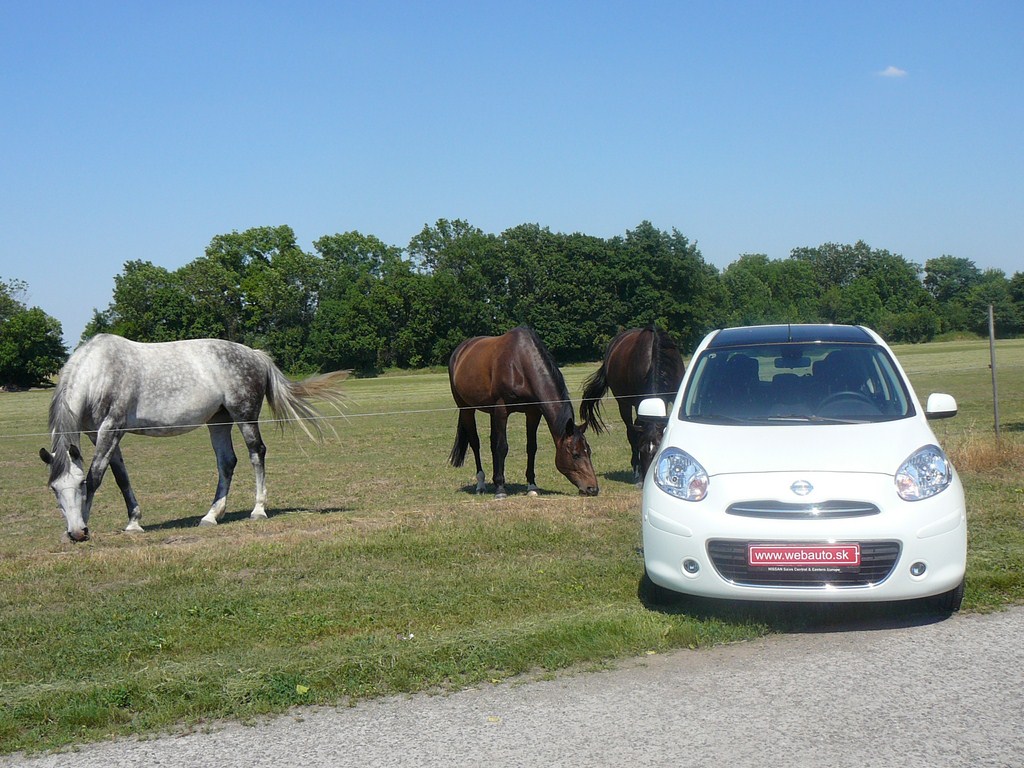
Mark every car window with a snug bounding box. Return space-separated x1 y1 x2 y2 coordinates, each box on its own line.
681 343 913 424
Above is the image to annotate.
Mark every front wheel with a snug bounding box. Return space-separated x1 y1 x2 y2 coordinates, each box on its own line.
931 578 965 613
639 568 679 607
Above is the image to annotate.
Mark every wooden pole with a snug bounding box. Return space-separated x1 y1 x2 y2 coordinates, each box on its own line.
989 304 1000 440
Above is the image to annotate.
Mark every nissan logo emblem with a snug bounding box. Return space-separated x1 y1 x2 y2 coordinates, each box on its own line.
791 480 813 496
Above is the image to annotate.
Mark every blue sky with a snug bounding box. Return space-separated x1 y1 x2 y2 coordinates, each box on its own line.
2 1 1022 344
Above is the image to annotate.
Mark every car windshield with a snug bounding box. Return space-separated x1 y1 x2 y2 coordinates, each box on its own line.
680 342 914 424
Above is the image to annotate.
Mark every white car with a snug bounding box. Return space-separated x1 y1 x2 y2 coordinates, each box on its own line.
638 324 967 611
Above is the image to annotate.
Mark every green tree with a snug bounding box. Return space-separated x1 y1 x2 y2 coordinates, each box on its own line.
923 255 982 304
721 255 773 326
609 222 720 349
176 256 245 340
407 219 500 339
204 225 298 276
1010 271 1024 304
316 230 403 285
882 308 941 343
790 241 867 289
0 306 67 389
106 260 191 342
305 231 409 373
965 270 1021 336
841 277 885 327
498 226 616 361
0 278 28 324
242 246 323 373
720 254 820 326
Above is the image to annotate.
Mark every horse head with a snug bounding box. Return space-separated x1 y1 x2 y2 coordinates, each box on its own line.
637 420 666 485
554 420 600 496
39 443 89 542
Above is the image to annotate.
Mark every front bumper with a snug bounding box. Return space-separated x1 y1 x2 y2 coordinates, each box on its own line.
641 470 967 603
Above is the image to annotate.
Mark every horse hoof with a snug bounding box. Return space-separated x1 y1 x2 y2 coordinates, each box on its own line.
124 522 144 533
527 490 539 498
494 492 508 501
250 511 268 521
198 517 218 527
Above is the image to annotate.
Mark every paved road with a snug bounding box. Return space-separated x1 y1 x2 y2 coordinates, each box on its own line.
5 607 1023 768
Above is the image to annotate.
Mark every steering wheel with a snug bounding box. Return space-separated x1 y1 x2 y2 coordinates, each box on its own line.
818 390 876 409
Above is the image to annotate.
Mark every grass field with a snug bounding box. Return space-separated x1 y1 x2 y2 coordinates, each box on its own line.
1 338 1022 754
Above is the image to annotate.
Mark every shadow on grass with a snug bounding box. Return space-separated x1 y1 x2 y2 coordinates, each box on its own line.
454 482 582 498
141 506 353 531
603 469 639 486
637 575 954 634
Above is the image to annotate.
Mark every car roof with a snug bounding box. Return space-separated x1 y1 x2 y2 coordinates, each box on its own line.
707 324 875 348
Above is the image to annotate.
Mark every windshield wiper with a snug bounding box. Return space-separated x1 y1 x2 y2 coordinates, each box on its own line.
686 414 746 424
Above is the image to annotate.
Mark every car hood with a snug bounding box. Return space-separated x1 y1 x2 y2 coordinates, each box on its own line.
663 418 937 477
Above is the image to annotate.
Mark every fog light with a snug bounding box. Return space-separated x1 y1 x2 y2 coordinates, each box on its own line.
682 558 700 574
910 561 927 577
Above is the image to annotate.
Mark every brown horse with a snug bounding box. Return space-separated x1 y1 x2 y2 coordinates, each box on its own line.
448 326 599 499
580 326 685 483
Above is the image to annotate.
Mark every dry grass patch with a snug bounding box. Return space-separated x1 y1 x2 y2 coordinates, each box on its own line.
945 431 1024 475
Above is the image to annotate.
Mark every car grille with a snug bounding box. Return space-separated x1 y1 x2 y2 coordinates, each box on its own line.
726 500 880 519
707 539 901 588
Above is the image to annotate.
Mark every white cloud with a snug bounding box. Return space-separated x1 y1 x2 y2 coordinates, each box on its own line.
878 65 908 78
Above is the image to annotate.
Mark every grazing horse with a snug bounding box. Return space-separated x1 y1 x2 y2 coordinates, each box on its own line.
580 326 685 483
448 326 599 499
39 334 348 542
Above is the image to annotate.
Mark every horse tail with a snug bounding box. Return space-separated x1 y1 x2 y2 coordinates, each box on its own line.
448 418 471 467
263 360 350 441
580 362 610 434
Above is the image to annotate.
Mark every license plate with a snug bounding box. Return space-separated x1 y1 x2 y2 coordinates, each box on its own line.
748 543 861 568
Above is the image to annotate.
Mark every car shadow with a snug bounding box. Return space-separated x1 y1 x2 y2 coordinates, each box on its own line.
637 575 954 633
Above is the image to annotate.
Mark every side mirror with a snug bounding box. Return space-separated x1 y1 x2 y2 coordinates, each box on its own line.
925 393 958 420
637 397 668 423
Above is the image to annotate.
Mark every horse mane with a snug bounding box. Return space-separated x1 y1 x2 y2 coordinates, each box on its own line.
45 375 81 480
648 325 685 399
518 326 576 424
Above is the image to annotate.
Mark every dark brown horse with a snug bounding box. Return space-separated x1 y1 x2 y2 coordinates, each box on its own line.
580 326 685 483
448 326 599 499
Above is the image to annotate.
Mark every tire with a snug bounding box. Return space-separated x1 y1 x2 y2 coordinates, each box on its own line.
932 578 965 613
639 568 680 607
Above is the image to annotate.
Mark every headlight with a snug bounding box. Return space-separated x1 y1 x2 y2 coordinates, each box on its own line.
895 445 952 501
653 447 709 501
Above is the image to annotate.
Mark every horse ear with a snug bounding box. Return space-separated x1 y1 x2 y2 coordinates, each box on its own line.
69 444 83 462
39 448 53 465
564 419 576 439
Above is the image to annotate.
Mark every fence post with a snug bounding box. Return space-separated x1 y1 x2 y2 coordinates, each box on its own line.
989 304 1000 440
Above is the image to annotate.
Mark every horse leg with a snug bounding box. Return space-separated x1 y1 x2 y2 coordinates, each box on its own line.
199 421 238 526
459 408 486 494
489 409 510 499
236 420 268 520
524 410 541 497
80 426 125 537
618 398 642 483
108 445 143 532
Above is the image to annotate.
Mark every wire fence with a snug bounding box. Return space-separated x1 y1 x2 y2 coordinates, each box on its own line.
1 390 689 443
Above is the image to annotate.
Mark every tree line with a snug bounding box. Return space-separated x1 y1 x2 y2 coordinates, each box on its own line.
3 220 1022 386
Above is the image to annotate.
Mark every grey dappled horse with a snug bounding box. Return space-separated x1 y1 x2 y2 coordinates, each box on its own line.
39 334 347 541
